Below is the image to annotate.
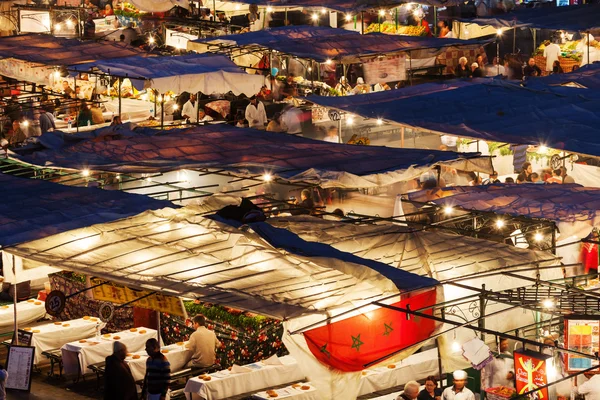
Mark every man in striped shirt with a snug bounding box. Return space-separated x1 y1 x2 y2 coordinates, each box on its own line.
142 338 171 400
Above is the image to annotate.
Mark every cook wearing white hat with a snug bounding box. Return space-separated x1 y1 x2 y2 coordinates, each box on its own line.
441 370 475 400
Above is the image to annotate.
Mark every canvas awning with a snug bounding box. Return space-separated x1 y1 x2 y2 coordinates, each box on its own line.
0 34 143 67
407 183 600 240
10 124 493 189
457 4 600 31
0 173 173 247
129 0 188 12
69 53 264 96
213 0 464 13
188 26 492 63
306 79 600 157
3 207 438 319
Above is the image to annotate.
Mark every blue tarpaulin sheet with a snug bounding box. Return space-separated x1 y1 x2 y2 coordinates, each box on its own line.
0 173 173 247
458 4 600 31
307 78 600 157
191 26 492 62
220 0 464 13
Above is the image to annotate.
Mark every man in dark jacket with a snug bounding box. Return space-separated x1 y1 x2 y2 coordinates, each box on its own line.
104 341 138 400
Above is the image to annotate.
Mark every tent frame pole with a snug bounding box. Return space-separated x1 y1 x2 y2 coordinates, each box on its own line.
118 77 122 118
160 93 164 130
12 254 17 345
360 11 364 34
75 74 79 133
196 91 200 124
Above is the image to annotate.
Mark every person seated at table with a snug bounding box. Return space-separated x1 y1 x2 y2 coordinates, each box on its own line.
77 101 94 127
110 115 122 126
334 76 352 96
5 120 26 147
373 81 391 92
398 381 420 400
454 57 471 78
291 189 315 215
198 109 213 123
523 58 541 78
352 77 370 95
323 126 339 143
551 60 564 75
418 376 442 400
266 112 284 132
187 315 220 372
471 62 484 78
103 3 114 15
142 338 171 400
104 341 137 400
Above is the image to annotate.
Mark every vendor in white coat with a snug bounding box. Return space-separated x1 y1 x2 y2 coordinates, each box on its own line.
577 33 599 67
543 39 561 72
481 338 515 390
576 369 600 400
245 95 267 130
182 93 199 123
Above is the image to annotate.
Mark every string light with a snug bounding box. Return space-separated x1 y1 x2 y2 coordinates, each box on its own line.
452 340 462 353
534 232 543 242
320 7 327 14
325 59 332 65
22 120 29 127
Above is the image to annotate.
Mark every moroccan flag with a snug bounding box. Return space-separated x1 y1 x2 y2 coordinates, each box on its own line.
303 288 438 372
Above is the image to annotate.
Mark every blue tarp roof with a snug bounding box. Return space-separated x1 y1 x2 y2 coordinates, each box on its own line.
0 173 174 247
458 4 600 31
307 79 600 157
528 62 600 91
191 26 491 62
9 124 491 188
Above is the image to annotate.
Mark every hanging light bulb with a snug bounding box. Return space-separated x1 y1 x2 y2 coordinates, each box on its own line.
346 116 354 125
311 13 319 21
55 23 62 32
376 118 383 125
379 9 386 16
82 169 90 177
444 206 453 215
345 14 352 21
66 19 74 28
148 36 155 44
534 232 543 242
495 219 505 229
452 340 462 353
266 6 273 12
320 7 327 14
543 299 555 309
262 173 272 182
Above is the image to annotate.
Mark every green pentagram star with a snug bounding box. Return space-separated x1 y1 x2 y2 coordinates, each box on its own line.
383 322 394 336
351 334 364 352
320 343 331 358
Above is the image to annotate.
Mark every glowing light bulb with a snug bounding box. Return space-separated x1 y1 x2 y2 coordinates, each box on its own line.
82 169 90 177
321 8 327 14
534 232 543 242
116 174 121 180
22 120 29 127
379 9 386 16
376 119 383 125
54 71 61 79
538 145 548 154
262 173 272 182
146 177 152 182
235 3 240 10
66 19 74 28
325 59 332 65
55 23 62 32
308 67 312 72
148 36 155 44
495 219 505 229
496 28 503 36
311 13 318 21
452 341 462 353
542 299 554 309
345 14 352 21
444 206 453 215
346 116 354 125
266 6 273 12
173 104 179 110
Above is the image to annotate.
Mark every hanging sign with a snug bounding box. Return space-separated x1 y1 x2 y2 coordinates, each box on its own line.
90 278 187 318
513 349 552 400
98 302 115 323
45 290 66 317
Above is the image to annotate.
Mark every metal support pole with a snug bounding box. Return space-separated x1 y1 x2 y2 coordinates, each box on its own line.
360 11 364 34
337 117 342 144
74 74 79 133
160 94 164 130
118 77 122 118
154 89 157 118
395 8 398 31
587 32 590 66
195 91 200 124
269 51 273 91
436 338 444 385
512 27 516 53
479 284 486 341
156 310 161 343
533 29 536 53
433 7 437 37
12 254 17 345
409 50 412 86
401 126 405 148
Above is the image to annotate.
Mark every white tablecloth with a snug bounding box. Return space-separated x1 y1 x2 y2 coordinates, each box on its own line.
358 348 439 396
125 342 191 381
251 383 319 400
61 328 158 376
0 299 46 332
30 317 106 365
185 355 305 400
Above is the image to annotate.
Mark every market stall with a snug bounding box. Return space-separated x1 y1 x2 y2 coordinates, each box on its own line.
188 26 492 88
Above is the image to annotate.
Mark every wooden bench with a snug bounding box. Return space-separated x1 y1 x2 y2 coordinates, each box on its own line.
41 348 64 377
88 361 106 390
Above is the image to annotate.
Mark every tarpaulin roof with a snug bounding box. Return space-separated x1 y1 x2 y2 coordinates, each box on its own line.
10 124 492 189
306 79 600 157
408 183 600 224
0 173 173 247
457 4 600 31
188 26 492 63
0 34 143 66
129 0 187 12
528 63 600 91
69 53 264 96
3 207 438 319
214 0 463 13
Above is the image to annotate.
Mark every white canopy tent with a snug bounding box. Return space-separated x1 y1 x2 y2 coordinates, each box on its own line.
69 53 265 96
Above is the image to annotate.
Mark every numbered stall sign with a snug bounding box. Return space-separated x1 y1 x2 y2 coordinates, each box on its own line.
45 290 66 317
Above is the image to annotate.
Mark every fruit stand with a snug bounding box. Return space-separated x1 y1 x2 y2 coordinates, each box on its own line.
364 22 426 36
534 40 582 74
